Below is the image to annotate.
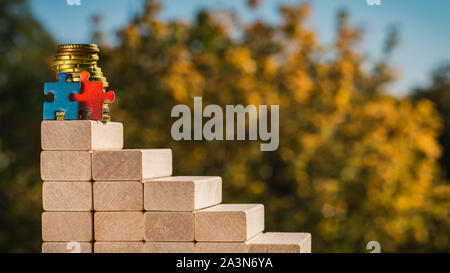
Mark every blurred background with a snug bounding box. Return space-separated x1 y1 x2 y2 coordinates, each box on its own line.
0 0 449 252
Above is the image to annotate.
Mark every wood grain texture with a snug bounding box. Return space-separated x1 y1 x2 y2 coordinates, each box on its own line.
195 204 264 242
196 242 248 253
196 234 263 253
247 232 311 253
92 149 172 181
41 120 123 151
93 182 143 211
43 182 92 211
42 242 93 253
40 151 92 181
94 242 144 253
42 212 93 241
144 212 194 242
144 176 222 211
94 212 144 241
144 242 195 253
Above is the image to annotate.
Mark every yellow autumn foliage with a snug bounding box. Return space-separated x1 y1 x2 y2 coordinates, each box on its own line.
98 1 450 252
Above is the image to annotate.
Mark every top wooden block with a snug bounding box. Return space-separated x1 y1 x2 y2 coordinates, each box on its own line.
41 120 123 151
92 149 172 181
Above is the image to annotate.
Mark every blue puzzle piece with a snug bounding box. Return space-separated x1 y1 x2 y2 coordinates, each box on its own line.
43 73 81 120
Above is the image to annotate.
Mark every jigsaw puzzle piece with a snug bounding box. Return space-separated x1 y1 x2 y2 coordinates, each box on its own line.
71 71 115 120
43 73 81 120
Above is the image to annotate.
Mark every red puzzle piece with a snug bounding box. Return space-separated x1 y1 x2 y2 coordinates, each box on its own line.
71 71 115 120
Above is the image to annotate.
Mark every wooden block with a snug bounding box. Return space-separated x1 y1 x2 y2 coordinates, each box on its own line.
195 204 264 242
42 212 93 241
195 234 263 253
92 149 172 181
196 242 248 253
43 182 92 211
94 242 144 253
144 212 194 241
41 120 123 151
42 242 92 253
247 232 311 253
94 212 144 241
144 242 195 253
144 176 222 211
41 151 92 181
93 182 143 211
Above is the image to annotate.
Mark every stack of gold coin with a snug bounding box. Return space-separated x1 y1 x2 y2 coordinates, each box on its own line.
53 44 112 121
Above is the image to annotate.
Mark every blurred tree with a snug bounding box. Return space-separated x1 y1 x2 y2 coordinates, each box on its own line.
248 0 262 9
412 66 450 252
0 0 55 252
92 14 107 47
414 64 450 179
98 0 449 252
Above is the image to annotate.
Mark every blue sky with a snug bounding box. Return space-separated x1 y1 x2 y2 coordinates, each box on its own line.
29 0 450 95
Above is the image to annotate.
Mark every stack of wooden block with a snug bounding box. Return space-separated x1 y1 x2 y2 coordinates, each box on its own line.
40 120 311 253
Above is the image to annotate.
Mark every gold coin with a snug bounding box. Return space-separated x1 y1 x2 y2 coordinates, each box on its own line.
56 50 100 54
55 50 99 56
55 70 100 75
54 64 99 70
53 60 97 65
57 44 98 50
54 53 98 58
57 46 99 53
54 68 100 73
55 68 103 74
67 71 104 76
65 71 105 77
79 108 92 120
53 58 98 63
54 54 99 61
67 77 109 84
88 72 104 77
54 63 96 68
74 67 102 72
103 115 111 122
66 78 109 87
58 74 105 80
65 78 79 82
64 74 78 78
68 77 107 82
88 77 106 81
64 75 106 81
53 62 97 67
55 111 65 120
